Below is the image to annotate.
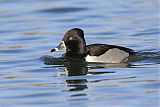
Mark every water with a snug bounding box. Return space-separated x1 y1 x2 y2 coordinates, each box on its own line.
0 0 159 107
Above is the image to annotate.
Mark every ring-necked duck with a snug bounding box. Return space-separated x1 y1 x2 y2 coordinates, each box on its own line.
51 28 135 63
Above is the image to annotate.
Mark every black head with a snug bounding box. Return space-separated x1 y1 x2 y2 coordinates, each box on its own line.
63 28 86 55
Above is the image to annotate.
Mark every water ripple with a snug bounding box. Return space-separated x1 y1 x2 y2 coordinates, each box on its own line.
38 7 88 14
0 0 159 107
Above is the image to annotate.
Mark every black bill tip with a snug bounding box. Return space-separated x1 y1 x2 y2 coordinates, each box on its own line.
51 48 56 52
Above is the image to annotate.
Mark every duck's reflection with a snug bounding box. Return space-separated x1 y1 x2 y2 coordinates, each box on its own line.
63 60 88 92
63 61 89 107
42 55 130 92
67 93 89 107
61 60 130 92
65 79 88 91
42 56 131 106
64 60 87 76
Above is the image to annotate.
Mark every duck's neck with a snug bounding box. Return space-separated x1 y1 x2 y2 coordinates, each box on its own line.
65 42 87 60
66 40 87 55
78 43 87 55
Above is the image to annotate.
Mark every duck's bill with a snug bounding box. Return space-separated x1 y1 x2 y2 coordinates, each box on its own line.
51 41 66 52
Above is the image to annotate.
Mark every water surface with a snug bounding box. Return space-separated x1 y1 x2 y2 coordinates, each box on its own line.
0 0 159 107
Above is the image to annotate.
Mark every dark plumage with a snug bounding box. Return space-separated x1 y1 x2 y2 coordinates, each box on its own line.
86 44 135 56
51 28 135 63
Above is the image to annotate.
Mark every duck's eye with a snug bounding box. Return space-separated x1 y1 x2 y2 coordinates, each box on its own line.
68 36 73 40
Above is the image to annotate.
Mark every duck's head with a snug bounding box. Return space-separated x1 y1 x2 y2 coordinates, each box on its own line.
51 28 86 55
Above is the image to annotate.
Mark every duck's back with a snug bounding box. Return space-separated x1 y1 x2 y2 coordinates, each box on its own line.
86 44 135 63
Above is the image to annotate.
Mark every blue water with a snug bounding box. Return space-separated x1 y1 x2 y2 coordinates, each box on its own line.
0 0 159 107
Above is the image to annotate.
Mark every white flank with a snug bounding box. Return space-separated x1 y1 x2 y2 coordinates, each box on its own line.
85 48 129 63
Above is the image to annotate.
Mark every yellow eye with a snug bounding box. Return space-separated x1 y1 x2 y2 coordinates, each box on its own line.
68 37 73 40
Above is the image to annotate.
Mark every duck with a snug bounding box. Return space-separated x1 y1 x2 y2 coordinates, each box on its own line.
51 28 135 63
